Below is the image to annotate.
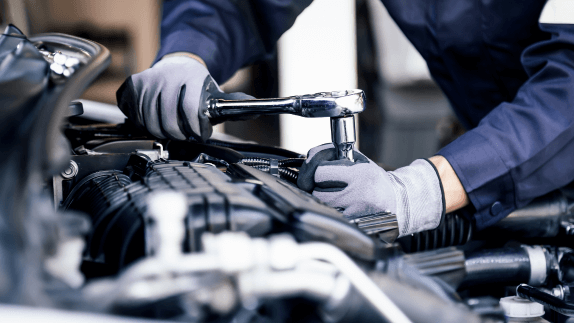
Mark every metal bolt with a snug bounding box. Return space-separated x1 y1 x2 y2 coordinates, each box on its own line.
61 160 79 180
551 285 565 300
53 52 67 65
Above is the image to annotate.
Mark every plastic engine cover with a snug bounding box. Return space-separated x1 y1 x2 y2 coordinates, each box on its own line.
67 158 275 277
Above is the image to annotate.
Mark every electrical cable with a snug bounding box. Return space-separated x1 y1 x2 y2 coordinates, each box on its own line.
517 284 574 316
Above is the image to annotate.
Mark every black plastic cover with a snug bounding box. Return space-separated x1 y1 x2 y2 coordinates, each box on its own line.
68 158 275 276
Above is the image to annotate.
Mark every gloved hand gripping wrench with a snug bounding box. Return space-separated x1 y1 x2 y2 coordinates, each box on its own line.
205 89 399 243
205 89 365 162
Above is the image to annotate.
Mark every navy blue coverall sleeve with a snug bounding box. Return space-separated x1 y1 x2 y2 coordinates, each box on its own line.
155 0 312 83
156 0 574 231
439 22 574 230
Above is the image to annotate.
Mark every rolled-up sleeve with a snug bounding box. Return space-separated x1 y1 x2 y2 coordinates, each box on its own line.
439 22 574 230
155 0 312 83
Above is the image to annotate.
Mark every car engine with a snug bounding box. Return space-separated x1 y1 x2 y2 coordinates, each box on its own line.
3 25 574 323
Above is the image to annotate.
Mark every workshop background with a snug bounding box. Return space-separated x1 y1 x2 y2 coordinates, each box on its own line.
1 0 459 168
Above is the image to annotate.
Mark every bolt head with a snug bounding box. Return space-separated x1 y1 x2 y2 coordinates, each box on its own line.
61 160 79 179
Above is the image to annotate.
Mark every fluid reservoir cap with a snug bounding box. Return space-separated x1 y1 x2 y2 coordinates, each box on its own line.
500 296 544 318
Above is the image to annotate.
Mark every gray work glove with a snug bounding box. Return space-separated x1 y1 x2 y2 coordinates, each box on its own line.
116 56 254 141
297 144 445 237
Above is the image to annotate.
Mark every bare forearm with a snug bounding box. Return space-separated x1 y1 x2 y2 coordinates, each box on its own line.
428 155 469 213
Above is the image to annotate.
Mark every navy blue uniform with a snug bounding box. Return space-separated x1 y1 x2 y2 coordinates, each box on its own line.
156 0 574 230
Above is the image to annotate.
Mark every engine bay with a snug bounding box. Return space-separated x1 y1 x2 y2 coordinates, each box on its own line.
3 25 574 323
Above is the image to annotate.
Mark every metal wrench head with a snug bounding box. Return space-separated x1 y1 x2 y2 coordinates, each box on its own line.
299 90 365 118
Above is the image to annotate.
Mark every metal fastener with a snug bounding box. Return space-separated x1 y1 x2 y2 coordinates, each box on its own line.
61 160 79 179
53 52 68 65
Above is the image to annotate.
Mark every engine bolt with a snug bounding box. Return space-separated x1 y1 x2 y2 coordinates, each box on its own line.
54 52 68 65
61 160 79 179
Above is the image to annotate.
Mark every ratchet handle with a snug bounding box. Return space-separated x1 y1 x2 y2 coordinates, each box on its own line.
205 97 298 121
205 90 365 163
205 90 366 122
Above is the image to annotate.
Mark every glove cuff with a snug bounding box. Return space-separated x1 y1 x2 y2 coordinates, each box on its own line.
423 158 446 228
388 159 444 237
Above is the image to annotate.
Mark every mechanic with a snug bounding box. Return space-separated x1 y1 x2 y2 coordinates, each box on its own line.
117 0 574 239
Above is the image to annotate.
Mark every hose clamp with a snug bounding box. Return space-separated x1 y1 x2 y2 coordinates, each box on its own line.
522 245 547 286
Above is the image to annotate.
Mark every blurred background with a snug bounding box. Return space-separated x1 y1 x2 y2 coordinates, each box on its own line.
0 0 462 168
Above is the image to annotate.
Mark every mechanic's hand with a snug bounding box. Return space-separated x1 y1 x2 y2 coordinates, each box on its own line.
116 55 254 141
297 144 445 237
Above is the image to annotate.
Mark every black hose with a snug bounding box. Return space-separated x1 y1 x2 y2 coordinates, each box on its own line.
249 165 299 184
239 158 270 167
460 247 531 288
397 213 473 253
279 167 299 182
560 253 574 283
206 139 305 159
239 157 305 168
279 158 305 167
240 158 302 184
517 284 574 316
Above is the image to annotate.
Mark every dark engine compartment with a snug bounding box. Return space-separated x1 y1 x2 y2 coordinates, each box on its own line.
56 107 574 323
3 25 574 323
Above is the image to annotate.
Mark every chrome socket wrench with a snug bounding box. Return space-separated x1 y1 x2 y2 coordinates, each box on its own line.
205 90 366 161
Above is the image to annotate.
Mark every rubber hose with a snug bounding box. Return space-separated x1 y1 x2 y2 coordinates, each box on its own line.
240 157 305 168
278 158 305 167
397 213 472 253
250 165 299 184
206 139 305 158
460 247 531 288
239 158 270 166
279 167 299 182
560 253 574 283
